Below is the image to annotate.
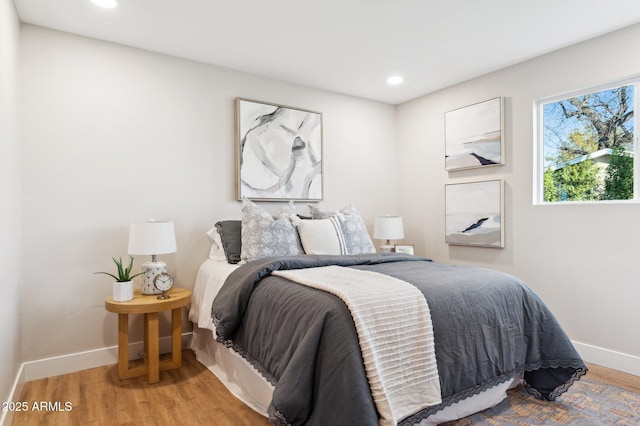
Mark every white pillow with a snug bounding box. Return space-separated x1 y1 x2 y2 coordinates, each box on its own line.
308 203 376 254
206 227 227 261
293 216 347 255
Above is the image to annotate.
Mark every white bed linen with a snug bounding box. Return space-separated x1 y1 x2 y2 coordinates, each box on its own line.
189 259 273 416
189 259 238 331
189 258 518 425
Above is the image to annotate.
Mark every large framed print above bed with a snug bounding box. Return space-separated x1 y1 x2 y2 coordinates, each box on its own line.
445 97 504 171
445 179 504 248
236 98 323 201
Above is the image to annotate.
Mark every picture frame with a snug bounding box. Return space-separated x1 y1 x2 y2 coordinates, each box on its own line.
445 97 504 171
445 179 504 248
236 98 323 201
394 244 415 255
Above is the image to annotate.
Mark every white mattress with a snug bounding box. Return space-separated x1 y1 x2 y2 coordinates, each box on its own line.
188 258 517 425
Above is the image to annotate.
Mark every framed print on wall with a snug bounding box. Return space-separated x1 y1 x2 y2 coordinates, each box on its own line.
394 244 415 255
236 98 323 201
445 179 504 248
445 97 504 171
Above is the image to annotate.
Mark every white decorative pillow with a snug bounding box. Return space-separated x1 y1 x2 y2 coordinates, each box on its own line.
308 203 376 255
293 216 347 255
241 199 303 262
206 227 227 261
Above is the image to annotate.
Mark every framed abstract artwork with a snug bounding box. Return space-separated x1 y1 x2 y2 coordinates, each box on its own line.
236 98 323 201
445 97 504 171
445 179 504 248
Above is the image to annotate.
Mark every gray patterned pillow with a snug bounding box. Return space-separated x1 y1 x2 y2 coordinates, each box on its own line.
308 203 375 255
241 199 303 262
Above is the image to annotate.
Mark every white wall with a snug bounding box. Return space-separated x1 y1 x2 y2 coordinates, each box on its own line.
397 24 640 373
19 25 397 362
17 18 640 379
0 0 22 413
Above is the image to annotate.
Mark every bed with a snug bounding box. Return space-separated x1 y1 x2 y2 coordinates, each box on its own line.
188 200 586 425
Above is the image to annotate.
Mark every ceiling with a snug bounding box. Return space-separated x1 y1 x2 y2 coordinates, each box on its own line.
13 0 640 104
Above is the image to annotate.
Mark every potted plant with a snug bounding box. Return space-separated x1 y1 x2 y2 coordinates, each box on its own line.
95 256 144 302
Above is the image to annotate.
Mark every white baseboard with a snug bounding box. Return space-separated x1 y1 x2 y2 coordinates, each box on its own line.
573 340 640 376
1 332 192 426
23 332 192 382
16 337 636 381
0 363 25 426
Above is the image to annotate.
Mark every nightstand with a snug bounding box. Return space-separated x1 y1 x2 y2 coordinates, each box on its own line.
105 287 192 384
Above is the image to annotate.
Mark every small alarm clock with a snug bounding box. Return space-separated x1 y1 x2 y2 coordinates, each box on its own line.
153 272 174 299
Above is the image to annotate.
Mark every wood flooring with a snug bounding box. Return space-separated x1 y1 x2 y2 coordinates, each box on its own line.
12 351 640 425
12 350 270 426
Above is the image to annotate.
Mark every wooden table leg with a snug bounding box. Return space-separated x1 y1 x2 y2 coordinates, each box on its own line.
171 307 182 367
147 312 159 383
117 313 129 379
143 313 148 364
106 289 191 384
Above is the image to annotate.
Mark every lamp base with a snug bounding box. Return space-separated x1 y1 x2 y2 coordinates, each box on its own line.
379 244 394 253
140 260 167 295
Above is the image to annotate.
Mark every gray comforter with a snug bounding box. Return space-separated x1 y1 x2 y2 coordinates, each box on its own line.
212 253 586 426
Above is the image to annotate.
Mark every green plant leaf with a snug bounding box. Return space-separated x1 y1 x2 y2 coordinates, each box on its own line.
95 256 144 282
114 256 125 280
124 255 134 277
129 271 146 280
93 271 119 281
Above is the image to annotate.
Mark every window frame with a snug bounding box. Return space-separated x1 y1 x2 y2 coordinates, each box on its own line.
534 77 639 205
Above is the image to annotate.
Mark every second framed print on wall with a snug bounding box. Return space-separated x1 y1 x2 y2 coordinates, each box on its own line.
445 179 504 248
236 98 323 201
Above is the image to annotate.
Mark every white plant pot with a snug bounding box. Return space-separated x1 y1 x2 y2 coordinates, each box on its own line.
113 280 134 302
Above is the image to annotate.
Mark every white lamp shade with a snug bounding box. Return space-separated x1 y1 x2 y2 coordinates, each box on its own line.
373 216 404 240
128 220 177 255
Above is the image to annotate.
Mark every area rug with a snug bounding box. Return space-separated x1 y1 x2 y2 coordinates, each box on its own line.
442 377 640 425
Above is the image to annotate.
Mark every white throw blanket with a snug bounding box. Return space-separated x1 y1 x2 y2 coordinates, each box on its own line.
272 265 441 426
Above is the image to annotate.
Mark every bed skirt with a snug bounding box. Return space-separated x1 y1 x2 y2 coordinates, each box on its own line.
191 324 274 416
190 324 518 425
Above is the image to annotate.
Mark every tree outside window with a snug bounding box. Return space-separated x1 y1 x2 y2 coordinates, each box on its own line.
538 83 636 203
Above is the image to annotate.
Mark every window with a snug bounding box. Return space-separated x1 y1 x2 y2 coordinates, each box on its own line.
535 81 637 203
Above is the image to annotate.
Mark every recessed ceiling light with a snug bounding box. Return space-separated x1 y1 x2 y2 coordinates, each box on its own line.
91 0 119 8
387 75 404 85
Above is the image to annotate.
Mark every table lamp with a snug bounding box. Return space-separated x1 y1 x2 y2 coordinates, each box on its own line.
128 220 177 295
373 215 404 253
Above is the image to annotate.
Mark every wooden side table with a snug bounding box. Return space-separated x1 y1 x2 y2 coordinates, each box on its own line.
105 287 192 384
